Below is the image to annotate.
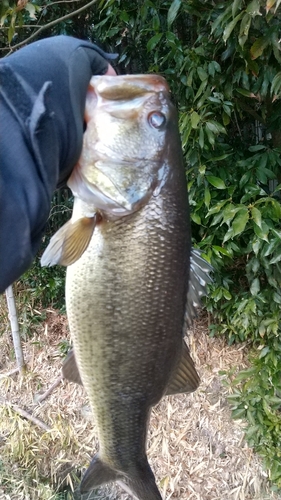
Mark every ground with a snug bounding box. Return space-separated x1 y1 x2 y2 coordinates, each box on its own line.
0 306 280 500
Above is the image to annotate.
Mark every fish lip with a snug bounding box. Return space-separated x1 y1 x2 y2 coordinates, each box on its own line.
88 74 170 99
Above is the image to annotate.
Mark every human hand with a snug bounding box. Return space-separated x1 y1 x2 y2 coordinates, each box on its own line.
0 35 117 292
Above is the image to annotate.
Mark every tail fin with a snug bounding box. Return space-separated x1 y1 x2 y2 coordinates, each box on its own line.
127 473 163 500
80 454 162 500
80 455 117 493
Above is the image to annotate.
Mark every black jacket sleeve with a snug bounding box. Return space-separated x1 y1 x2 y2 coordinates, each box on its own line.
0 35 116 293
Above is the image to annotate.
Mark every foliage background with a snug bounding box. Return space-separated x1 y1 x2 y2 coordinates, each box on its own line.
1 0 281 491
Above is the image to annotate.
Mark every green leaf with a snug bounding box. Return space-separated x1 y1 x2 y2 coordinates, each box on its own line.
119 10 129 22
207 153 233 162
147 33 163 52
270 199 281 219
245 425 261 438
191 213 201 225
236 88 256 97
208 97 221 104
251 207 262 229
248 144 266 152
222 111 230 126
251 257 260 273
212 245 232 257
250 36 270 60
239 13 252 47
273 292 281 304
232 0 243 17
206 176 226 189
205 120 226 134
232 208 249 236
223 289 232 300
252 238 261 255
211 5 232 34
259 345 270 359
190 111 200 129
118 53 128 63
223 12 244 43
186 69 194 87
208 61 221 77
152 14 160 31
210 212 224 226
167 0 181 28
239 171 251 188
271 71 281 96
25 3 37 20
208 200 228 215
269 252 281 264
194 79 208 101
254 221 269 241
262 238 279 257
246 0 262 15
197 67 208 81
208 63 216 78
250 278 260 296
199 127 204 149
222 203 241 225
223 227 234 243
256 167 267 184
8 22 14 43
205 126 215 147
232 408 246 419
204 186 211 208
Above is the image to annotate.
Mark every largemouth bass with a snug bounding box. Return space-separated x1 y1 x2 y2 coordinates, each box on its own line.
42 75 211 499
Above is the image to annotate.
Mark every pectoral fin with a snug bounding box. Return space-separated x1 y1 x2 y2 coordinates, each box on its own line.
41 215 97 267
165 341 200 395
62 349 82 385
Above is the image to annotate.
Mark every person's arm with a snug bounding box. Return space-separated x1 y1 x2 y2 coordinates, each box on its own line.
0 36 117 293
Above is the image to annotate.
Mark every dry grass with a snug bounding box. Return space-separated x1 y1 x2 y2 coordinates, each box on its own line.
0 304 280 500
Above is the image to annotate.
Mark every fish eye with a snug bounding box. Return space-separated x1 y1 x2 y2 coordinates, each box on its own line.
148 111 166 129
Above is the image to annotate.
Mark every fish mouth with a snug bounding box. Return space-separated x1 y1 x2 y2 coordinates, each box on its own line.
84 74 171 124
88 74 170 102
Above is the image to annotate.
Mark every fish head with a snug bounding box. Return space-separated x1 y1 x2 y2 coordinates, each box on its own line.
67 74 181 219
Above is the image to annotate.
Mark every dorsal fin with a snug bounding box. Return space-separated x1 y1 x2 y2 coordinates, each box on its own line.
185 248 213 327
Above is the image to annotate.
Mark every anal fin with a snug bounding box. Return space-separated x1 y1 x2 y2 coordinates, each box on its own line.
62 349 82 385
165 340 200 395
40 215 97 267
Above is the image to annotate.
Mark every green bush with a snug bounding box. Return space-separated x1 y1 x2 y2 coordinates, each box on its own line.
18 191 73 315
174 0 281 487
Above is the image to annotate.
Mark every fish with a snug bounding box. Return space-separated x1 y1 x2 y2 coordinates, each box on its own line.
41 74 212 499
